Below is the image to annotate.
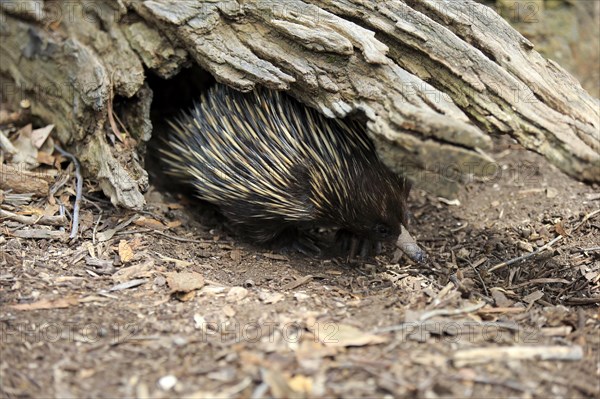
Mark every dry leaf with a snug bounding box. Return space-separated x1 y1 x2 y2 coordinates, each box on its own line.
36 151 56 165
166 220 182 229
166 272 205 293
11 124 39 169
10 296 79 310
312 323 388 347
118 240 134 263
31 124 54 148
129 236 144 251
134 216 166 229
78 210 95 232
554 221 569 237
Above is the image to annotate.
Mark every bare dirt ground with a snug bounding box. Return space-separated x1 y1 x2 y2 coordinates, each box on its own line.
1 135 599 398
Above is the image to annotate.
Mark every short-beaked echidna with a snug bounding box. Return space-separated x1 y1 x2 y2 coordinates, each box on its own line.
161 84 424 261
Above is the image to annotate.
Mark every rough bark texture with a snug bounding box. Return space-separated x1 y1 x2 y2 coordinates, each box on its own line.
1 0 598 209
484 0 600 99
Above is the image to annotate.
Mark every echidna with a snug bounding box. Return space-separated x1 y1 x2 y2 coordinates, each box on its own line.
161 84 425 262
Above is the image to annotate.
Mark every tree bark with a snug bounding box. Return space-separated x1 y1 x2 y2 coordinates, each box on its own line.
1 0 598 209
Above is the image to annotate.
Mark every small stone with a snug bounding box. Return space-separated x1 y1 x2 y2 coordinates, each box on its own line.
258 291 284 304
158 375 177 391
546 187 558 198
294 292 310 302
517 241 534 252
490 288 513 307
226 286 248 302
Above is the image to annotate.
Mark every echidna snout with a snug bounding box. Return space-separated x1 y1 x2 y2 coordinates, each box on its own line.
396 226 426 263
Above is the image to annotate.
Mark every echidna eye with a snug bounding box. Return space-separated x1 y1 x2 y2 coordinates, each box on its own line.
375 224 390 236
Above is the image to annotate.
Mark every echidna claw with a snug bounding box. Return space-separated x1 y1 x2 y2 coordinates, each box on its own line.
292 237 321 257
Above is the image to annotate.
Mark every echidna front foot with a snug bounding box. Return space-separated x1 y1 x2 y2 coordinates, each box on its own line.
266 227 322 257
291 236 322 257
335 230 379 258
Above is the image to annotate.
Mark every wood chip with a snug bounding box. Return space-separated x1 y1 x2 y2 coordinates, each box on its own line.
118 240 134 263
0 209 67 226
85 257 114 269
259 291 284 304
313 323 388 347
0 164 49 196
10 296 79 310
261 253 289 261
453 345 583 367
165 272 205 293
112 260 155 283
108 278 147 292
540 326 573 337
281 275 313 290
230 249 242 263
478 306 526 314
10 229 68 240
523 290 544 304
157 254 193 267
490 288 514 307
96 215 139 242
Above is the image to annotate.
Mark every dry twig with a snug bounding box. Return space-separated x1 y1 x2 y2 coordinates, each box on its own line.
150 229 210 245
10 229 68 240
54 145 83 239
489 209 600 272
418 302 487 321
0 130 17 154
0 209 67 227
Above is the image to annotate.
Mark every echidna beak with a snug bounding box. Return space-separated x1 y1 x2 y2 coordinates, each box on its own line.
396 225 426 263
